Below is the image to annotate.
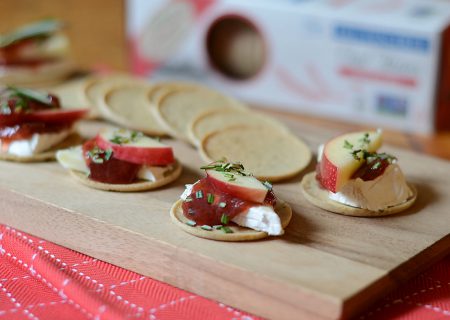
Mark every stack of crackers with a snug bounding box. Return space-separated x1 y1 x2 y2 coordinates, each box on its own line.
50 73 312 182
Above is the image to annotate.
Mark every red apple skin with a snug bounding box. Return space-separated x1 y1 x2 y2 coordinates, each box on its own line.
96 134 174 166
318 153 338 193
206 171 268 204
0 108 88 126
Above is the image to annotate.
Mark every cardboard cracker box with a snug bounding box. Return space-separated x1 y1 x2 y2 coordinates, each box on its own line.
127 0 450 134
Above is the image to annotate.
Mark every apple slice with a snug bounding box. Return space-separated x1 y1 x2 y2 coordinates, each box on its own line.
206 169 268 203
319 130 382 193
0 108 88 126
96 128 174 166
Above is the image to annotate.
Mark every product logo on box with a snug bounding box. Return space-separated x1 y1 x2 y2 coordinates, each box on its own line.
334 25 430 53
376 94 409 117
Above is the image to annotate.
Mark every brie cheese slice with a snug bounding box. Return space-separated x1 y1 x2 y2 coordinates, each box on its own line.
5 130 70 157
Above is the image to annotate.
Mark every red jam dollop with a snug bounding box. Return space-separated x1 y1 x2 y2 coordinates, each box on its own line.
82 139 141 184
182 178 276 226
0 38 52 67
0 88 65 148
316 158 391 189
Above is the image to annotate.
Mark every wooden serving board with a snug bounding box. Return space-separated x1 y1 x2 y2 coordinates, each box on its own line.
1 115 450 320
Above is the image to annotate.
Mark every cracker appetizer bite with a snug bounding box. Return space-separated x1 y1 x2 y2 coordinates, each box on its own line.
301 130 417 216
0 86 87 162
0 19 74 86
170 160 292 241
56 128 181 191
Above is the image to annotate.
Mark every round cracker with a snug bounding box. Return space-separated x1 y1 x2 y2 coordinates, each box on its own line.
68 160 182 192
101 85 167 135
200 125 311 182
0 59 75 87
300 172 418 217
154 87 247 143
84 73 148 119
188 109 290 147
170 199 292 241
0 133 83 163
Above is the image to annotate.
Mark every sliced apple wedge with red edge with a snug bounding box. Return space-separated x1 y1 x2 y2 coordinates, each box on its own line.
319 130 382 193
96 128 174 166
206 169 268 203
0 109 88 126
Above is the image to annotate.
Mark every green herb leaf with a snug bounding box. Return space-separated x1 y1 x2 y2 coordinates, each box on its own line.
220 214 230 225
0 19 63 48
8 86 52 106
221 226 233 234
263 181 272 190
343 140 354 149
213 225 223 230
195 190 203 199
184 197 193 203
201 225 213 231
207 193 214 204
186 220 196 227
104 149 113 161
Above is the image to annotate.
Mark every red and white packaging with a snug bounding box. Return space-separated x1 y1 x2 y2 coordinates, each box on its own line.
127 0 450 134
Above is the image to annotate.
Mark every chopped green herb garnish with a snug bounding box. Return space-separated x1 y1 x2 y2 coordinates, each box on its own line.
200 161 248 177
201 225 213 231
130 131 143 142
263 181 272 190
221 226 233 234
195 190 203 199
184 197 193 202
213 225 223 230
186 220 196 227
0 19 63 48
220 214 230 225
91 156 104 164
8 86 52 106
207 193 214 204
359 133 371 145
104 149 113 161
228 177 236 182
372 161 382 170
343 140 353 149
218 202 227 208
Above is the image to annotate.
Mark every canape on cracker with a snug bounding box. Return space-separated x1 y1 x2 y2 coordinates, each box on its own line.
56 128 181 192
301 130 417 216
0 19 74 87
0 86 87 162
170 160 292 241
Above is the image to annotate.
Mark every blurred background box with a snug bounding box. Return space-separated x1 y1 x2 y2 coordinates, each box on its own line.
0 0 127 71
128 0 450 134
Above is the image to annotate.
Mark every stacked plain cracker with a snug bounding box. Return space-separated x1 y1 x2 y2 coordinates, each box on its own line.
49 73 311 182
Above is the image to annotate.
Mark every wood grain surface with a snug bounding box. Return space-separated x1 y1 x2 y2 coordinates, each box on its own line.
0 117 449 320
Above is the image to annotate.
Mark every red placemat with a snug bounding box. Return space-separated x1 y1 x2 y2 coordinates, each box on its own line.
0 224 449 320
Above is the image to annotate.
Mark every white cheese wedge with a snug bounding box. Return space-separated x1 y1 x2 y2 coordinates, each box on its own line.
328 164 412 211
179 184 283 235
317 144 412 210
56 146 88 173
232 206 283 236
56 146 167 181
4 130 70 157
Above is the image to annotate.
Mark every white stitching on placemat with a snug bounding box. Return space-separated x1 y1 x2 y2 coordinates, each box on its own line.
30 241 147 314
218 303 254 320
95 276 147 293
3 250 92 320
148 295 196 320
0 282 39 320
